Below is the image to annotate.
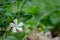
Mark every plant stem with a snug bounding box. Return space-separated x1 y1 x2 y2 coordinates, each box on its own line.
20 1 26 12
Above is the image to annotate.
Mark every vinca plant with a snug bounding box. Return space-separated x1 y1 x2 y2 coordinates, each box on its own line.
0 0 60 40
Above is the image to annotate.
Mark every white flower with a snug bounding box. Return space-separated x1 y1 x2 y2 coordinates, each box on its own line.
10 19 24 33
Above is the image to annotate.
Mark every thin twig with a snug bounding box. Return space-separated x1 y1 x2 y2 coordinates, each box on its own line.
20 1 26 12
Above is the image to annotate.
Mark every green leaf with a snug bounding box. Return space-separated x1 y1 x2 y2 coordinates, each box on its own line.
50 13 60 24
0 36 18 40
4 36 18 40
13 32 26 40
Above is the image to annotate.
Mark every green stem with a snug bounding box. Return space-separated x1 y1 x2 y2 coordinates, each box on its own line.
20 1 26 12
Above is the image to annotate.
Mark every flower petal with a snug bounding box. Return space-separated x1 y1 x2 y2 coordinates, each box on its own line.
12 27 17 33
18 22 24 27
14 19 18 25
17 27 23 32
10 23 16 27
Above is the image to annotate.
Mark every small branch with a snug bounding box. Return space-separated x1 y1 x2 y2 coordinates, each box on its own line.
17 0 26 14
18 0 20 11
20 1 26 12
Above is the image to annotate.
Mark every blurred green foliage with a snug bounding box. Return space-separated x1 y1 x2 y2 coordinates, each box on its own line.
0 0 60 40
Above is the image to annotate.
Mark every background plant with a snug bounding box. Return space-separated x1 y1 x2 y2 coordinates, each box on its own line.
0 0 60 40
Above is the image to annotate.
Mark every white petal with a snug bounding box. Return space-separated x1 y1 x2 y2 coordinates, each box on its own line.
18 22 24 27
10 23 15 27
12 27 17 33
17 27 23 32
14 19 18 25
